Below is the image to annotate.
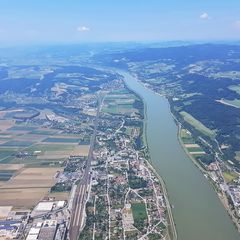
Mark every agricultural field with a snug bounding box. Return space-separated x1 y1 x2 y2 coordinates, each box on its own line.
0 117 90 165
210 71 240 80
71 145 90 156
102 90 141 117
0 63 116 213
42 137 80 143
0 170 16 181
0 149 17 162
180 129 195 144
180 111 216 138
28 143 75 152
0 164 24 171
47 191 70 201
229 85 240 95
0 120 15 131
1 140 34 147
0 188 51 207
0 115 90 208
0 167 61 189
186 145 205 155
8 126 37 131
221 99 240 108
180 129 206 159
0 167 61 207
30 129 58 135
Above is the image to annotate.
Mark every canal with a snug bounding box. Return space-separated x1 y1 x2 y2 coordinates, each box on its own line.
120 70 239 240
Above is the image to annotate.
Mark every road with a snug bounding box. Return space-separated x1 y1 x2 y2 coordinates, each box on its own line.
69 96 102 240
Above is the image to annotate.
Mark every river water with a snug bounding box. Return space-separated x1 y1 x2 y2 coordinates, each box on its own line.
120 70 239 240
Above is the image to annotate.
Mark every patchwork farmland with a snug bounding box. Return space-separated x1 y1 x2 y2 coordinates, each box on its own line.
0 113 90 208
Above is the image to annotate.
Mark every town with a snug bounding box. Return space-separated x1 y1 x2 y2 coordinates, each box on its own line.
0 64 172 240
79 80 170 240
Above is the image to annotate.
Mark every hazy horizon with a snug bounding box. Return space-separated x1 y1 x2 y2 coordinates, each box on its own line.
0 0 240 45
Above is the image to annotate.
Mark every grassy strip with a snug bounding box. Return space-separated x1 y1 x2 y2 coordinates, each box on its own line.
180 111 216 138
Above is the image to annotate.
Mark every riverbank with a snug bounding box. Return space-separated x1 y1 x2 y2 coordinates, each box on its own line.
113 68 240 240
142 102 178 240
129 70 240 234
123 76 177 240
161 94 240 235
89 66 178 238
173 105 240 233
141 77 237 238
144 159 178 240
177 125 207 174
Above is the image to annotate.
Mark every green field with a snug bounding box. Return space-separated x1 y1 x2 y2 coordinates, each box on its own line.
131 202 147 222
8 126 37 131
30 129 58 135
103 104 135 115
105 99 135 106
79 138 91 145
180 129 195 144
228 85 240 95
1 141 33 147
28 144 75 152
0 170 15 181
148 233 162 240
102 106 118 114
110 89 130 94
0 149 16 160
186 147 204 152
0 154 63 165
211 71 240 80
42 137 80 143
0 137 12 141
0 156 17 164
180 111 216 138
181 138 195 144
223 171 239 183
103 89 139 116
223 99 240 108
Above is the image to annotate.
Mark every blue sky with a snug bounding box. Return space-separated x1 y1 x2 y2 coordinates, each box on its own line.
0 0 240 45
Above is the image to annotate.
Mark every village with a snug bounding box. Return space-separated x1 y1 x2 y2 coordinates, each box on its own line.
79 82 170 240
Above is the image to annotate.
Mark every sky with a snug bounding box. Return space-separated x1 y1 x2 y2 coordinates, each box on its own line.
0 0 240 45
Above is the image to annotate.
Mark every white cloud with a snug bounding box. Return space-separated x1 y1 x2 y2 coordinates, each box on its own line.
77 26 90 32
200 12 209 20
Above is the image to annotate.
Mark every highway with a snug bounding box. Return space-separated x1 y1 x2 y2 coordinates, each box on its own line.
69 96 102 240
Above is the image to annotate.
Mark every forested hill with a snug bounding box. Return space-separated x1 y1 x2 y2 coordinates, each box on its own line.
94 44 240 169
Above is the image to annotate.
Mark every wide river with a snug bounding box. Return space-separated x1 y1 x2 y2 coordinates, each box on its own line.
119 70 240 240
